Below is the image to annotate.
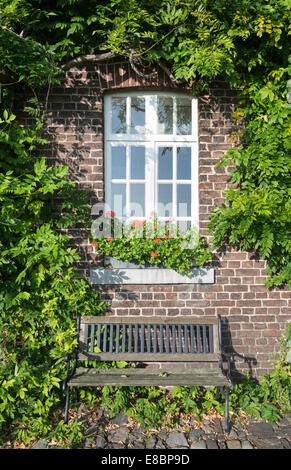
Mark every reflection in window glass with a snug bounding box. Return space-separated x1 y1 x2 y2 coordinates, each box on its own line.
130 183 145 216
131 146 145 180
157 97 173 134
112 97 126 133
131 97 145 134
177 184 191 217
112 146 126 179
177 97 191 135
111 183 126 217
158 184 173 217
177 147 191 180
158 147 173 180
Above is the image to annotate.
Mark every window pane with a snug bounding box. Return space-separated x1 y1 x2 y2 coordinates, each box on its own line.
158 184 173 217
112 97 126 133
177 184 191 217
130 97 145 134
177 220 191 233
111 183 126 217
177 97 192 135
157 97 173 134
130 183 145 217
112 146 126 179
158 147 173 180
177 147 191 180
130 146 145 180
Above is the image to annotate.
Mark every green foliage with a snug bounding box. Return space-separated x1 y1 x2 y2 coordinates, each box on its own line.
208 66 291 287
259 324 291 411
0 103 107 440
92 216 212 274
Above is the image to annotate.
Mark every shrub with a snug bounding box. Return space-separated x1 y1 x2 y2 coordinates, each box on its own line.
0 104 107 442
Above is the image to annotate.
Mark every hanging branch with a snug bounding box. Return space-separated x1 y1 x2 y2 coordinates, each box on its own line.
61 52 116 70
129 48 184 86
129 50 158 80
61 43 185 88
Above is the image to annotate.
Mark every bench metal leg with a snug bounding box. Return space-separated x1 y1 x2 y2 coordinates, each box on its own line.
224 386 230 434
215 386 221 400
64 386 71 424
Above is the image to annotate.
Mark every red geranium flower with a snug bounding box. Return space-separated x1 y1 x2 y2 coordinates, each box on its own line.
151 252 158 257
165 233 170 239
132 220 145 228
91 241 98 246
154 238 160 243
106 211 115 217
107 237 114 241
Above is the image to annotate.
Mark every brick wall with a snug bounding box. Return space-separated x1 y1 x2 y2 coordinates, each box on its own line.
43 60 290 378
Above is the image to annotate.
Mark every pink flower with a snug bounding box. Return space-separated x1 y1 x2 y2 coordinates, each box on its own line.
107 237 114 241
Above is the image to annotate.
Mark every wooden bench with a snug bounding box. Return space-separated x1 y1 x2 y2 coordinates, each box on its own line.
63 315 234 432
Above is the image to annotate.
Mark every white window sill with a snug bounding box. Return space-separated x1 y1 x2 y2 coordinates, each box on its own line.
90 267 214 285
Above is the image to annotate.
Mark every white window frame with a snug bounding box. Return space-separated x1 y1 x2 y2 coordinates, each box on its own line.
104 91 199 229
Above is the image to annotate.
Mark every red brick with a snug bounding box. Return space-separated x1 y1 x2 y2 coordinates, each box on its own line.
42 63 291 379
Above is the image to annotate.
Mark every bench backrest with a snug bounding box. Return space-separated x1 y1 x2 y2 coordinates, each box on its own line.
78 316 220 362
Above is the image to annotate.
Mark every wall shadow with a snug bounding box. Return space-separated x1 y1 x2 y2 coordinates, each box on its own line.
220 315 258 384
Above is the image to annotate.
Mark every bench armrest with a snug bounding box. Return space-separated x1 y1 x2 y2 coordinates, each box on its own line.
219 346 235 390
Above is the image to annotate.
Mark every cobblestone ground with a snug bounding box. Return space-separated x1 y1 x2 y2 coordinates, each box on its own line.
31 406 291 450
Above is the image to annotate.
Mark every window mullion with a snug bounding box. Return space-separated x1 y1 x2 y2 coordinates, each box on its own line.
146 95 156 220
145 143 154 220
173 145 177 221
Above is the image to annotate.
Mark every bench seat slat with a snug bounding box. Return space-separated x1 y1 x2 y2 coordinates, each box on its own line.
67 368 229 387
78 352 219 362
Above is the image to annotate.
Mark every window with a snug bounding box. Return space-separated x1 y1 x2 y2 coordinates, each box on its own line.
104 91 198 231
